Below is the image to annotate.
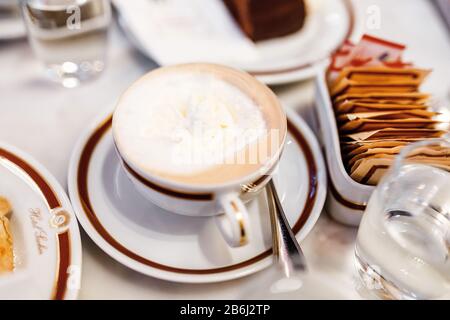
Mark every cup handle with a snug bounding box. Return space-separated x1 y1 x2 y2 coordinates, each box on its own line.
215 193 250 248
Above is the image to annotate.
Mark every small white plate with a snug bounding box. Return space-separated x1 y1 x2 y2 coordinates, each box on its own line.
116 0 357 85
0 144 82 300
68 108 326 283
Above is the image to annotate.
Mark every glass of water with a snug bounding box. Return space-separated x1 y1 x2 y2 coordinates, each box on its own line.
355 137 450 300
21 0 111 88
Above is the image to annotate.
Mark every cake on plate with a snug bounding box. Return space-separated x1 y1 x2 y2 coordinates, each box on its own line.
223 0 307 41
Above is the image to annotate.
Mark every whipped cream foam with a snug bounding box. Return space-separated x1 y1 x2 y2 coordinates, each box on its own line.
113 69 268 179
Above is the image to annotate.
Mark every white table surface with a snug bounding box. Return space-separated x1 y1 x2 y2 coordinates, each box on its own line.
0 0 449 299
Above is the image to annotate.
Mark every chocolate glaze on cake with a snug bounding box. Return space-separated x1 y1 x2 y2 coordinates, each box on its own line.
223 0 307 41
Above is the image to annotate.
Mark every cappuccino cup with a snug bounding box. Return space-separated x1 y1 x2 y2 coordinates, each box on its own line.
113 63 287 247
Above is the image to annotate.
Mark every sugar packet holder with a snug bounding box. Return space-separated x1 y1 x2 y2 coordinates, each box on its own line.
315 71 373 226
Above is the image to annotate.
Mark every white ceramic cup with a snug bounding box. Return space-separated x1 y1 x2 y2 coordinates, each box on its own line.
112 64 287 247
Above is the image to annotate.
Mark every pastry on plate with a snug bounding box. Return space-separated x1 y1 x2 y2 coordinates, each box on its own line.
0 196 13 273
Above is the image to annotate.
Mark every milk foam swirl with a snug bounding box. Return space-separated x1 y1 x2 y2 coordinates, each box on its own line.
114 70 267 175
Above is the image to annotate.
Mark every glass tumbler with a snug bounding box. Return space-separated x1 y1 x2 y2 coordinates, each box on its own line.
21 0 111 88
355 138 450 300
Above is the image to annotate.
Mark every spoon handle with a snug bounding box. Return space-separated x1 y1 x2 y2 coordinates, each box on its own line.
266 179 307 276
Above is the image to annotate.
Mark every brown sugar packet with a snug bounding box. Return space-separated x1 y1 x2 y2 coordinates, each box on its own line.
342 140 409 155
407 157 450 168
335 101 428 114
343 141 409 160
0 197 13 273
350 152 450 185
331 78 421 97
352 160 450 185
335 98 430 110
337 110 437 122
343 128 446 142
333 92 430 105
345 140 409 157
342 138 430 147
332 67 430 86
350 98 429 105
405 145 450 161
342 137 426 144
350 155 396 185
350 154 404 182
341 138 433 154
339 118 439 133
350 153 397 174
330 66 430 97
348 145 406 167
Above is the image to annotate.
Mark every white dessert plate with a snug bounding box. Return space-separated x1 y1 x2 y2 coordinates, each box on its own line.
115 0 358 85
0 143 82 299
67 108 326 283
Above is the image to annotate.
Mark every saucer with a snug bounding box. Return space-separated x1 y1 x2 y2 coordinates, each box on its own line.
115 0 358 85
68 108 326 283
0 143 82 299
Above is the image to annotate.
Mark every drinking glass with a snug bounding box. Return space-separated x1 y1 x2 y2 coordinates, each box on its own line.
21 0 111 88
355 137 450 300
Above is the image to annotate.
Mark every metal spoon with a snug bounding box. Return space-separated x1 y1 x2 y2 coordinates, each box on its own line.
265 179 307 279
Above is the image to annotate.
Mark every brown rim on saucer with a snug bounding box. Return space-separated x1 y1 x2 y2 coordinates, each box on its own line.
0 148 71 300
76 115 318 275
246 0 355 76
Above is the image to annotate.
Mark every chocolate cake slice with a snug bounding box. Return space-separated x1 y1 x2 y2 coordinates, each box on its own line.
223 0 307 41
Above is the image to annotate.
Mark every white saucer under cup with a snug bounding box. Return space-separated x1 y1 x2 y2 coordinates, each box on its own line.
68 108 326 283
